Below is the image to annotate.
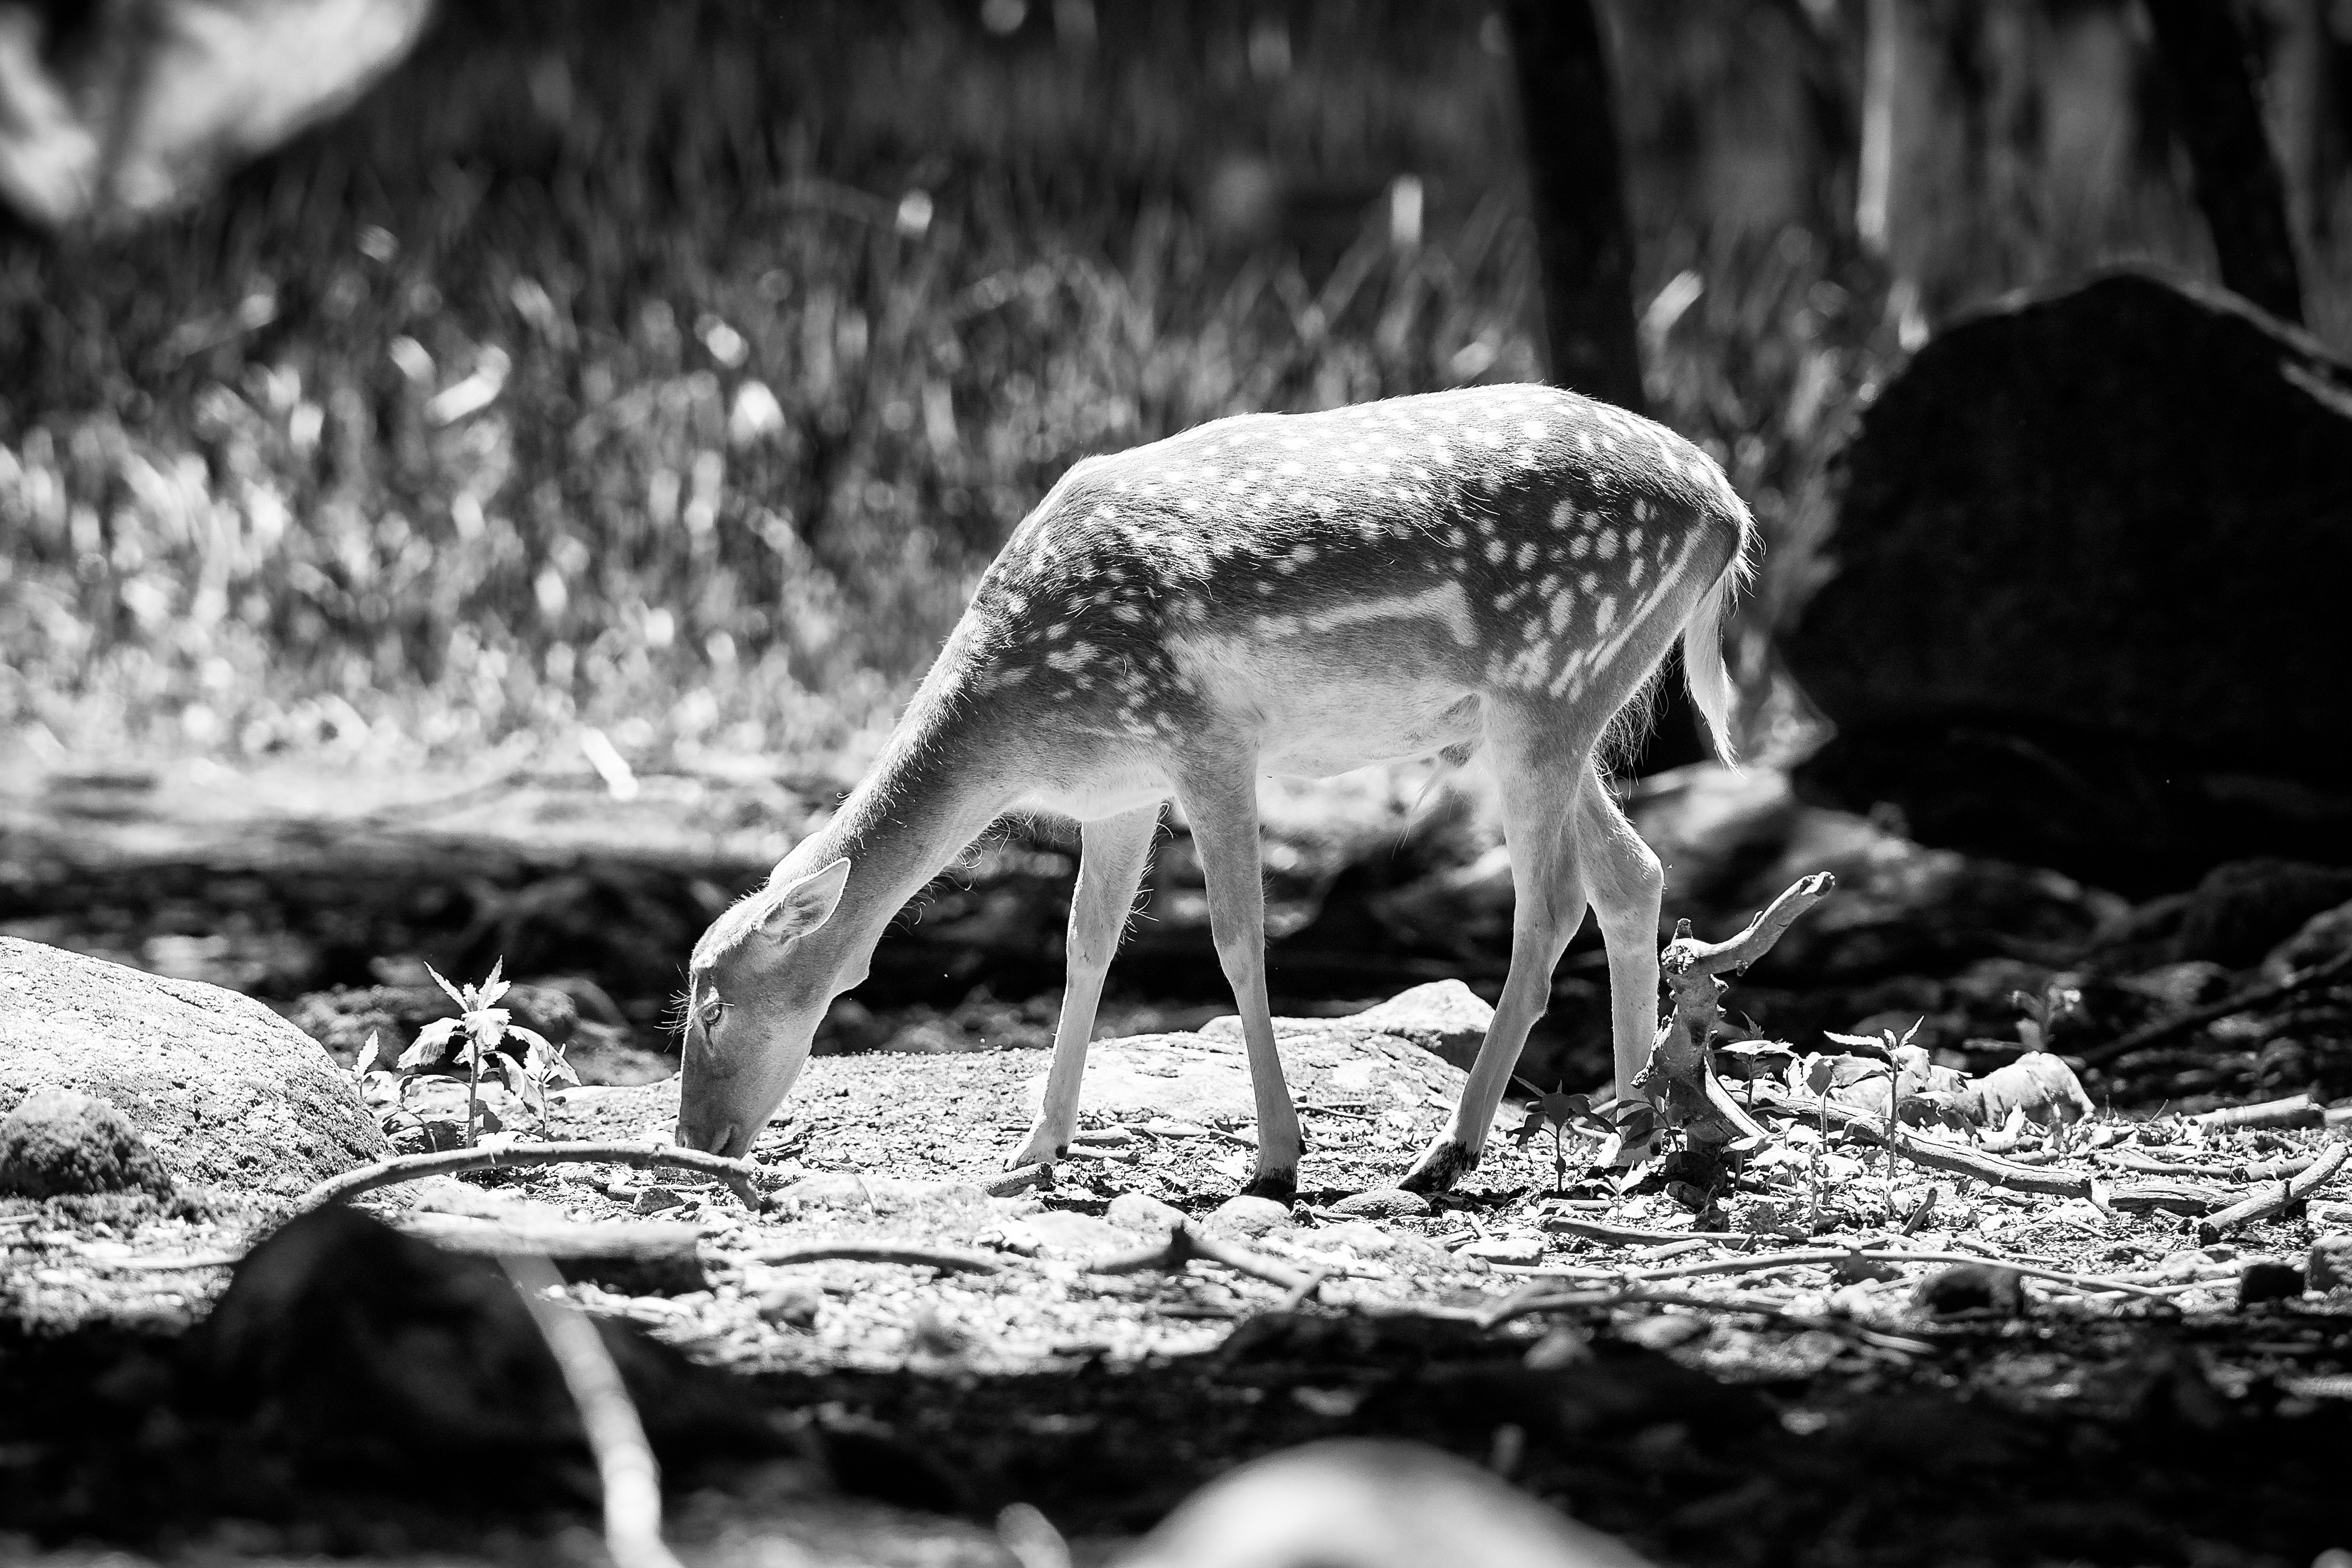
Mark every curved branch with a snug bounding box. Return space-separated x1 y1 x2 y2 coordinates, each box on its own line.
291 1140 773 1215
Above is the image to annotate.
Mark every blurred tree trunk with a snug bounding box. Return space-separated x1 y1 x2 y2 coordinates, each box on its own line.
1504 0 1644 410
1505 0 1706 775
2142 0 2306 325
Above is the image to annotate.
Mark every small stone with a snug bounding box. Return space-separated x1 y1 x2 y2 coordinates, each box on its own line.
633 1186 686 1215
0 1085 174 1199
1525 1324 1592 1369
2237 1260 2305 1308
1329 1188 1430 1219
1912 1263 2024 1318
1619 1312 1710 1351
1459 1233 1544 1265
1321 1222 1450 1273
754 1279 824 1330
2307 1234 2352 1292
1107 1191 1188 1234
1206 1194 1291 1237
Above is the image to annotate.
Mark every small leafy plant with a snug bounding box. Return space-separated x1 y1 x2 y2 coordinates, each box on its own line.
1822 1018 1925 1219
396 961 576 1146
349 1029 448 1151
1511 1081 1653 1194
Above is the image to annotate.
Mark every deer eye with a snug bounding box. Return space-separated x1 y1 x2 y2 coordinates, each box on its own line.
696 991 725 1028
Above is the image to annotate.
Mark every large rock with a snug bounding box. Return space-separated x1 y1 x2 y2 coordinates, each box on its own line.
0 1085 175 1198
1021 981 1489 1126
0 938 388 1197
1785 269 2352 893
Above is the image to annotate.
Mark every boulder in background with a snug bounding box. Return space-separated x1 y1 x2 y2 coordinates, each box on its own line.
1784 269 2352 893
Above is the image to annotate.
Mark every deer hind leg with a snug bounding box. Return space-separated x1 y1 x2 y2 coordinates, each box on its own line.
1574 773 1666 1107
1009 803 1162 1169
1401 707 1598 1195
1175 755 1304 1203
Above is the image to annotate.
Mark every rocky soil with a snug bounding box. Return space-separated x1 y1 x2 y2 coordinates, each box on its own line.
5 760 2352 1567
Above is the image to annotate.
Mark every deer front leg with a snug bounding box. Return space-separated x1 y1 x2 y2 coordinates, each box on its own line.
1175 761 1303 1203
1010 803 1161 1169
1402 729 1592 1195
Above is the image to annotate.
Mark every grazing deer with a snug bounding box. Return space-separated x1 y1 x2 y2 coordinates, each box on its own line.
675 385 1752 1198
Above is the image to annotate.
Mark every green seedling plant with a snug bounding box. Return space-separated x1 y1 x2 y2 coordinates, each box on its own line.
1824 1018 1925 1221
396 961 573 1146
348 1029 450 1151
1511 1082 1611 1194
1511 1079 1656 1193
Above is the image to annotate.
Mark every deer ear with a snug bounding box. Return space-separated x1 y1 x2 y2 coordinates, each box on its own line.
761 857 851 941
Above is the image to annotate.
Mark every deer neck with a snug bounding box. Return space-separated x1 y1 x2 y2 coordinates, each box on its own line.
783 689 1017 985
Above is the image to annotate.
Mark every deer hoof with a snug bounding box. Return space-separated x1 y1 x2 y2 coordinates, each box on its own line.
1398 1138 1477 1195
1240 1169 1297 1206
1006 1138 1066 1171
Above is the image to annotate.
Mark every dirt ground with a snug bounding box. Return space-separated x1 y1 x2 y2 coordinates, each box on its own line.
5 759 2351 1566
6 1043 2351 1568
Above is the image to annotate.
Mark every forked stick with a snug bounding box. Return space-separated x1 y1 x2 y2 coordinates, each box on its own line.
1645 873 1837 1147
1086 1221 1316 1296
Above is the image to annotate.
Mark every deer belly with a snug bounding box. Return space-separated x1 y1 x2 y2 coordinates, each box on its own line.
1171 630 1483 775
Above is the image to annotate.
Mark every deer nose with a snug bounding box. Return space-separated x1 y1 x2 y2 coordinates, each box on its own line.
674 1114 737 1156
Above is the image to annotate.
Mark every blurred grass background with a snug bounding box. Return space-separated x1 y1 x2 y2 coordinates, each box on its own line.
4 0 2346 783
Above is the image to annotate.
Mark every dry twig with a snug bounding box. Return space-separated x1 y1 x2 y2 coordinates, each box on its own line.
753 1241 1003 1274
1483 1245 2185 1321
499 1253 701 1568
2196 1140 2351 1244
987 1163 1051 1197
1086 1221 1315 1296
2188 1093 2325 1131
1773 1095 2099 1199
293 1140 771 1214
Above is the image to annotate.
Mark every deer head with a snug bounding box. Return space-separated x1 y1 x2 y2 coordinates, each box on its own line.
673 854 854 1159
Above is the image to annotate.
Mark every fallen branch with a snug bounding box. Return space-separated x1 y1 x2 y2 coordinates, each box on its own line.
499 1253 694 1568
986 1163 1051 1198
1647 874 1836 1149
1671 873 1839 978
2189 1093 2324 1131
1276 1266 1334 1313
1541 1216 1727 1248
2105 1181 2233 1216
1774 1095 2099 1200
292 1141 772 1215
1487 1244 2183 1322
2196 1140 2351 1245
2078 950 2352 1069
752 1241 1002 1274
1086 1221 1314 1295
